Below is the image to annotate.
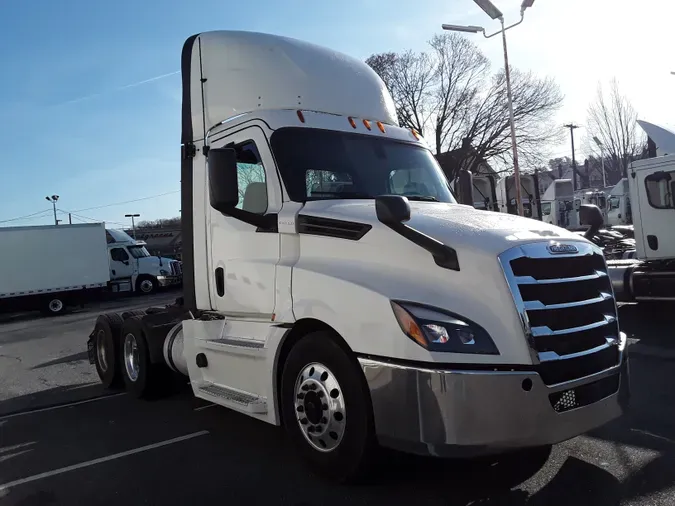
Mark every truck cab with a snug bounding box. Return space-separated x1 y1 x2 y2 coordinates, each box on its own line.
606 179 631 226
578 190 608 224
540 179 580 229
105 229 182 293
88 30 629 483
496 173 541 219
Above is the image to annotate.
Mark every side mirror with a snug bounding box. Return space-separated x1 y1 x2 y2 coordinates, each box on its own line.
123 260 129 266
208 148 239 212
457 169 473 206
579 204 604 240
375 195 411 225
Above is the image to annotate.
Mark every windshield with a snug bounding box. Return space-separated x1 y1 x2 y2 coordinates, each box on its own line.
270 128 456 203
127 245 151 258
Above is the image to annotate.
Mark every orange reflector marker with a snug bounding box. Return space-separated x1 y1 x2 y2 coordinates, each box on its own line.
411 129 420 140
348 117 357 129
297 110 305 123
271 313 276 322
376 121 385 133
363 119 372 130
391 303 427 349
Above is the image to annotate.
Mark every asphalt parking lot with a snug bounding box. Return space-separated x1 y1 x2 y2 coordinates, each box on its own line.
1 300 674 505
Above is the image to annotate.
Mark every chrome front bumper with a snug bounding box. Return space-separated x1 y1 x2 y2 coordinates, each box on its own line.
358 354 629 458
156 275 181 287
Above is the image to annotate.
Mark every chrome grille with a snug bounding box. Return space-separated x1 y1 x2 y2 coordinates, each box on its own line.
499 241 621 386
170 261 183 276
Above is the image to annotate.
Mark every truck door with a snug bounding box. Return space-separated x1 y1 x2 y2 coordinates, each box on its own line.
635 168 675 259
109 247 135 280
207 126 282 318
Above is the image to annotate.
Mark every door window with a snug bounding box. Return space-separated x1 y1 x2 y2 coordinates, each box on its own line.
541 202 552 216
234 141 267 215
110 248 129 262
645 170 674 209
608 196 620 210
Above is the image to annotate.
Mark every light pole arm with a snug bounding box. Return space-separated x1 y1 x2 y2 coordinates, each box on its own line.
483 13 524 38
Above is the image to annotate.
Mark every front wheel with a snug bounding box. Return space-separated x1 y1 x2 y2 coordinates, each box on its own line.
136 277 157 295
280 331 377 484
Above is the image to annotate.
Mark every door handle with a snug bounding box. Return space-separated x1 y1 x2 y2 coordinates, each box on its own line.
215 267 225 297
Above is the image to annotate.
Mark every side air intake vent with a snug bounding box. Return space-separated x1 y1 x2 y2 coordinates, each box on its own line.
297 215 372 241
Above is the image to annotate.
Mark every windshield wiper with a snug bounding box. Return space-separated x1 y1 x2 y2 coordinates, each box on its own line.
405 195 439 202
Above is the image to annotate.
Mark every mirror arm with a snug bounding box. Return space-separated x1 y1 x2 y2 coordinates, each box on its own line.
384 221 460 271
219 207 278 232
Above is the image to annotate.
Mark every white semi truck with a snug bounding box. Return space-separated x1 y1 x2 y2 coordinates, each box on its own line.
87 30 629 483
496 173 541 219
539 179 580 229
606 154 675 303
105 229 182 294
0 224 182 316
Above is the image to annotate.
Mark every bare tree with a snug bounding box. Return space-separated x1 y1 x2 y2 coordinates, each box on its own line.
587 79 645 178
137 217 181 229
366 36 564 181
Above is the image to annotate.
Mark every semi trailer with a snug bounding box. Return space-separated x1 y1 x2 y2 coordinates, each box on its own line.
87 30 630 483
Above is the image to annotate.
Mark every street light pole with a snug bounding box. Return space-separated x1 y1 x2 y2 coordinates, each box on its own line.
45 195 60 225
125 213 140 239
442 0 535 217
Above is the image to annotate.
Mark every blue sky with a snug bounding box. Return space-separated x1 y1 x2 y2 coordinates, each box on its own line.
1 0 672 228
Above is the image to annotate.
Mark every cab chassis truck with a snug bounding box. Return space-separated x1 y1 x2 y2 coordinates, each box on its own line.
88 30 630 483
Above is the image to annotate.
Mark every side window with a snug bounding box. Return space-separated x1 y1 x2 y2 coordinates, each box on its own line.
306 169 353 197
608 197 620 210
541 202 552 216
645 170 674 209
110 248 129 262
235 141 267 215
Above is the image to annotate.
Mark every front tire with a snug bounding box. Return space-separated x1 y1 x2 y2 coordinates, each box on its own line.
136 276 157 295
280 331 377 484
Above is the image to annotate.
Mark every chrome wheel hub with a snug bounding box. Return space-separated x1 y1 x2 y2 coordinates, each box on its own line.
294 363 346 452
49 299 63 312
123 333 140 382
96 329 108 372
140 280 153 293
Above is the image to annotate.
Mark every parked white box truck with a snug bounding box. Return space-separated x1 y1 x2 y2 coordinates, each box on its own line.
0 223 110 315
87 30 630 483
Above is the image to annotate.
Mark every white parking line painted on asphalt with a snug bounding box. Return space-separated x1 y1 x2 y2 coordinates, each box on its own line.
0 430 210 492
0 392 127 421
194 403 217 412
631 428 675 445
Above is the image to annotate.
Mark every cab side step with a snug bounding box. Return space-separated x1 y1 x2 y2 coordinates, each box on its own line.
198 384 268 414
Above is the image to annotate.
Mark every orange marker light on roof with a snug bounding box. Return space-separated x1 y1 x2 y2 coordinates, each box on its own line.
363 119 372 130
411 129 420 140
297 110 305 123
376 121 385 133
348 117 357 129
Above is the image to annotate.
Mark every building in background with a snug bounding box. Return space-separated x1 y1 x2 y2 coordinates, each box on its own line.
124 227 182 260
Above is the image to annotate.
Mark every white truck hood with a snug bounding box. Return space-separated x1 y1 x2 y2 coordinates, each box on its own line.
301 200 588 255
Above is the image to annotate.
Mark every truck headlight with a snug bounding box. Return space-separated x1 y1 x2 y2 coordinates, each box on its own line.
159 269 169 276
391 301 499 354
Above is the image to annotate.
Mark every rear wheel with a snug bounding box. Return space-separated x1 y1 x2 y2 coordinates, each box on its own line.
93 313 124 389
280 331 377 484
42 297 67 316
120 316 168 398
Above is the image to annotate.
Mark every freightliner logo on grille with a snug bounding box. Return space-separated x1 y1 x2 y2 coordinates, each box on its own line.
547 243 579 255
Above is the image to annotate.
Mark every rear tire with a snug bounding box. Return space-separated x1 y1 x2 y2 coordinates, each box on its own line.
280 331 377 484
93 313 125 389
42 297 68 316
120 316 168 398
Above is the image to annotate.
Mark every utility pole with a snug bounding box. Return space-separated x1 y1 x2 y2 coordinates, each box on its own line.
69 213 72 225
564 124 579 191
125 213 140 239
45 195 60 225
